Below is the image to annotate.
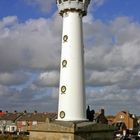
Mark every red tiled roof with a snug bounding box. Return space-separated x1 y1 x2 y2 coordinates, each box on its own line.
0 112 6 116
17 112 57 122
0 113 22 121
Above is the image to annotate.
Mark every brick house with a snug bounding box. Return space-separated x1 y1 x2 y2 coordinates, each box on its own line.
94 109 108 124
0 111 57 133
0 110 6 117
107 116 115 125
16 112 57 132
113 111 138 130
0 112 22 133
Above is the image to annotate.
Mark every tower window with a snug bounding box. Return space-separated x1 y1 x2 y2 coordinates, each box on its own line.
62 60 67 68
63 0 68 1
79 0 83 2
60 111 65 119
63 35 68 42
61 86 66 94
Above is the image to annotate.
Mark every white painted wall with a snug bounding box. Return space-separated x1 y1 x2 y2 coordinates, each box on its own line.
57 12 86 121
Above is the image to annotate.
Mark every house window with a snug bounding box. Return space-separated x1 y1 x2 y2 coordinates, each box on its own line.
60 111 65 119
22 121 26 125
11 126 15 131
120 115 124 119
61 86 66 94
32 121 37 125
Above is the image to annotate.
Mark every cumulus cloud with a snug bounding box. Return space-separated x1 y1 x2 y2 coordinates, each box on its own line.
25 0 56 14
35 71 59 87
0 72 28 86
0 15 61 112
1 16 18 27
83 16 140 114
24 0 107 16
92 0 106 7
84 17 140 69
0 15 61 72
89 0 107 14
0 13 140 114
0 83 58 112
86 85 140 114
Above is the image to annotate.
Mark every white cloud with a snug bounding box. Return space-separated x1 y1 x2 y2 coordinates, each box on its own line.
0 85 11 96
93 0 106 6
0 72 28 86
25 0 106 16
0 16 17 27
25 0 56 13
89 0 107 14
35 71 59 87
86 86 140 114
0 14 140 114
83 16 140 114
0 15 61 72
84 17 140 88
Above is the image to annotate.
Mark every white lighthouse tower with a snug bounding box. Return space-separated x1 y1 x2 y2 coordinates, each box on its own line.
56 0 90 121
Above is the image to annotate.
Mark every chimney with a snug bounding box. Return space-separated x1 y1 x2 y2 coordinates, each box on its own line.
34 110 37 114
24 110 27 114
101 109 104 115
14 110 17 114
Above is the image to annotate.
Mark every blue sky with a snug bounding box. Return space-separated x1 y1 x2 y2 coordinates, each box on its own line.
0 0 139 22
0 0 140 115
93 0 140 22
0 0 56 22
